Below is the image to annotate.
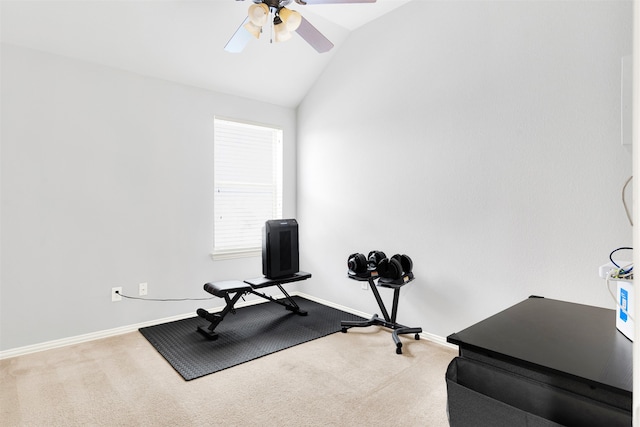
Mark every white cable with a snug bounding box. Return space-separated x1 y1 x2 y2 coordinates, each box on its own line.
606 267 634 321
622 175 633 226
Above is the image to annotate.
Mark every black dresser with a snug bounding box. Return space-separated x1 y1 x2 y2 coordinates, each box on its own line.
446 296 632 426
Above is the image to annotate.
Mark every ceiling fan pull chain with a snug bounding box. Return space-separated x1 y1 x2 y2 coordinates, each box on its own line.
270 8 274 44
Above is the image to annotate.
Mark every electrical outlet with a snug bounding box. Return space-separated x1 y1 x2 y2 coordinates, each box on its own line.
361 282 368 291
599 261 632 279
112 287 122 302
139 282 148 296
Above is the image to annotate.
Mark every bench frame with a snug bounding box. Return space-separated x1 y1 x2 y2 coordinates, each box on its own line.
196 271 312 340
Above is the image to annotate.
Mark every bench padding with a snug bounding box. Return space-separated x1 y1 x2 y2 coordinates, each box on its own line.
203 280 252 297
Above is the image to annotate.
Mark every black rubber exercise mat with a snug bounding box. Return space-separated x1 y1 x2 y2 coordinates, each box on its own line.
139 296 366 381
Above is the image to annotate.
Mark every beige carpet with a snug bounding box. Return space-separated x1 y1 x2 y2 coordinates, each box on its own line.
1 326 456 426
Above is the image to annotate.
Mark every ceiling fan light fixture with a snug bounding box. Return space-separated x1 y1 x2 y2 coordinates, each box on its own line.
243 20 263 39
278 7 302 32
226 0 340 53
274 22 292 42
247 3 269 26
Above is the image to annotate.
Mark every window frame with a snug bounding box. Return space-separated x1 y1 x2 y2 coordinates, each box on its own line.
211 116 283 260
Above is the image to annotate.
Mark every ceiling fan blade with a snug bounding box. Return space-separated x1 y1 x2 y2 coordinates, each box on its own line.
295 16 334 53
224 17 253 53
296 0 376 4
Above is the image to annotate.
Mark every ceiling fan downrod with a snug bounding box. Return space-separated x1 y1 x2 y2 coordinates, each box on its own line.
252 0 294 8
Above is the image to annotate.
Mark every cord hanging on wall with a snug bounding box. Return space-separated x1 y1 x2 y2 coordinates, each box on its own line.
622 176 633 226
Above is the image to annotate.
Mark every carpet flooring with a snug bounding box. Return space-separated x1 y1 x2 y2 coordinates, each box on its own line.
2 325 458 426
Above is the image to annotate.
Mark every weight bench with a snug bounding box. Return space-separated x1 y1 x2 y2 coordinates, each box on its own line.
196 271 312 340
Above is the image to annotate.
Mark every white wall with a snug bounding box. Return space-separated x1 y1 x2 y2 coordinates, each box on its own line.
0 44 297 351
297 0 633 338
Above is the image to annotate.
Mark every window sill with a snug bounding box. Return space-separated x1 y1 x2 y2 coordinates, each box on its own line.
210 249 261 261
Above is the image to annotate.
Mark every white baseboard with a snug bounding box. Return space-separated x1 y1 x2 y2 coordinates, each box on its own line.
0 291 454 359
0 298 263 360
0 310 193 360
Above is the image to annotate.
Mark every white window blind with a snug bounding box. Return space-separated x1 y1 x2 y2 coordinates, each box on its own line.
213 117 283 259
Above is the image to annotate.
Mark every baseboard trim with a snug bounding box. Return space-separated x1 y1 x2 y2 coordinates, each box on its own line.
0 297 266 360
0 291 454 359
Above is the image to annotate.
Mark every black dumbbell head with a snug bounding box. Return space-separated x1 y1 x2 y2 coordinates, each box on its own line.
378 257 403 279
367 250 386 269
391 254 413 275
348 253 368 274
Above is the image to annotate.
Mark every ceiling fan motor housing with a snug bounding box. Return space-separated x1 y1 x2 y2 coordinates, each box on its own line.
251 0 295 9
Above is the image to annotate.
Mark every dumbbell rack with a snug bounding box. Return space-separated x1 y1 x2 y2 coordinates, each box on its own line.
341 273 422 354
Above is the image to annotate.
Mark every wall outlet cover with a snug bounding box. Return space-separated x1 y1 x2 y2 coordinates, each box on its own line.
112 287 122 302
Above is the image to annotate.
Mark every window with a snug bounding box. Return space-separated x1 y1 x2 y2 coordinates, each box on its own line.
212 117 283 259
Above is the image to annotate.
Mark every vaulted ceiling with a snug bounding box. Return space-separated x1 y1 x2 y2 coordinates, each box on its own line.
1 0 411 108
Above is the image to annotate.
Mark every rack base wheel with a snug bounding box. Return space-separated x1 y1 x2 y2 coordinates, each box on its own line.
396 341 403 355
415 333 420 340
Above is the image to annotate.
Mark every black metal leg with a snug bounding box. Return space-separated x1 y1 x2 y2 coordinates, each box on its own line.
392 327 423 354
342 276 422 354
247 285 308 316
341 313 381 332
368 277 391 322
277 284 308 315
391 289 400 323
196 291 246 340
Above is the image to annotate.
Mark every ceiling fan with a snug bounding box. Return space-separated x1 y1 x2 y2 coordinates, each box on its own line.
225 0 376 54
